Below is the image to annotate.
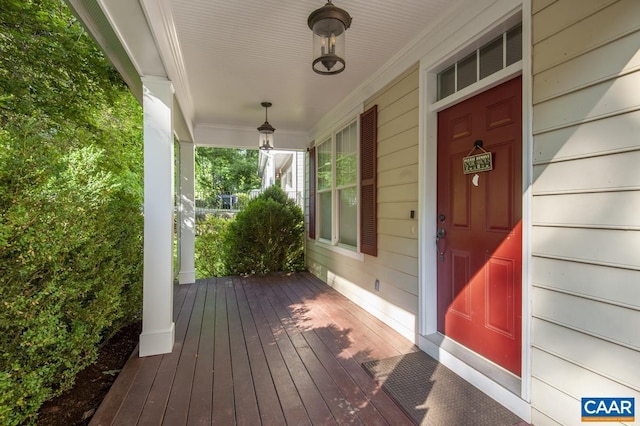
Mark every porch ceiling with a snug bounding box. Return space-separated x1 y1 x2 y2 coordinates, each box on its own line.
67 0 454 149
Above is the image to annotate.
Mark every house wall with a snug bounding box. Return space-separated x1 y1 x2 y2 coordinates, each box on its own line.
530 0 640 424
306 64 420 342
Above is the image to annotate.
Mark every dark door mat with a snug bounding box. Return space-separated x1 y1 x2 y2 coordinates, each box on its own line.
363 351 527 426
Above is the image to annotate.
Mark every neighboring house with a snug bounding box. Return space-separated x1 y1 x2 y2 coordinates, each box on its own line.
68 0 639 424
258 149 305 207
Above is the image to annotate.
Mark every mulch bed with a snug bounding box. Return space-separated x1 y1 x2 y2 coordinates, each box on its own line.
36 321 142 426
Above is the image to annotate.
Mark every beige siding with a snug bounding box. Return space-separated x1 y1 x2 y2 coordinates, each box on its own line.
305 64 420 340
531 1 640 424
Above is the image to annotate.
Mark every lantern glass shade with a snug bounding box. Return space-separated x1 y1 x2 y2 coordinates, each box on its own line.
311 20 346 74
259 132 274 150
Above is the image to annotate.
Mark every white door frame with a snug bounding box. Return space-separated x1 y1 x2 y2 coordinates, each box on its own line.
417 1 533 421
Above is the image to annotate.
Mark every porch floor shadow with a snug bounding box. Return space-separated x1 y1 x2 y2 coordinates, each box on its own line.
89 272 525 425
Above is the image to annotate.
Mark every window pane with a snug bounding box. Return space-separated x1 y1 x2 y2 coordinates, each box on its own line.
336 121 357 187
317 139 332 190
438 65 455 100
319 191 332 240
457 52 477 90
338 186 357 247
480 35 503 79
506 24 522 66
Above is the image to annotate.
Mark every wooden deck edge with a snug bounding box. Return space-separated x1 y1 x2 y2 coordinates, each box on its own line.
89 345 143 426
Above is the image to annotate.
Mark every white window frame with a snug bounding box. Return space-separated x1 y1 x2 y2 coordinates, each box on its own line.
314 116 364 261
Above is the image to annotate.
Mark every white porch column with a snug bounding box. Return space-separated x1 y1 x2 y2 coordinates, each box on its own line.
139 76 175 357
178 141 196 284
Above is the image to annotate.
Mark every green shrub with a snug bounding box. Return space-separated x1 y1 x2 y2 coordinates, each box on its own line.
225 187 304 274
195 214 231 279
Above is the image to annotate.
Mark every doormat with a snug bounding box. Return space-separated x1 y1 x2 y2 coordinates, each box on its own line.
362 351 526 426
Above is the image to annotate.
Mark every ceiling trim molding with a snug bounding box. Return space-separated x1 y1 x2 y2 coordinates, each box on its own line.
140 0 195 140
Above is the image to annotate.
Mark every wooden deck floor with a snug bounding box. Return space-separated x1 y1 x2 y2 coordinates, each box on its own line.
90 272 418 425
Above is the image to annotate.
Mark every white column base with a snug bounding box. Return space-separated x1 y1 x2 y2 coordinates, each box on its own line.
139 323 175 357
178 270 196 284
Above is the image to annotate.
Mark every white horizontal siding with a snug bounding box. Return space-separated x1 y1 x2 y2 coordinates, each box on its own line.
531 378 581 426
532 257 640 308
532 226 640 269
532 348 640 402
532 287 640 348
533 30 640 104
531 0 640 423
378 126 419 158
378 234 418 258
378 201 418 220
532 0 617 44
533 0 640 74
533 110 640 164
533 192 640 229
532 318 640 390
533 70 640 133
532 149 640 194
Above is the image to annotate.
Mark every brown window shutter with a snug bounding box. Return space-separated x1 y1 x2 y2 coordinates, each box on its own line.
360 105 377 256
308 146 316 239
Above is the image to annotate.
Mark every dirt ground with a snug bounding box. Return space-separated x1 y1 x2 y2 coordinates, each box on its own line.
36 321 142 426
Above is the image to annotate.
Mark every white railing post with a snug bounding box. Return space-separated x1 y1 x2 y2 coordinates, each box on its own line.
178 141 196 284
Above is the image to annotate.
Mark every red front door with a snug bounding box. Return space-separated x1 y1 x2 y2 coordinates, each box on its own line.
436 76 522 376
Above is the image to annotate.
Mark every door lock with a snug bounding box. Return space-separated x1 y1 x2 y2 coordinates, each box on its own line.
436 227 446 261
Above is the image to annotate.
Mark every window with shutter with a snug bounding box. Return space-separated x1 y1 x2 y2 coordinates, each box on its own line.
360 105 377 256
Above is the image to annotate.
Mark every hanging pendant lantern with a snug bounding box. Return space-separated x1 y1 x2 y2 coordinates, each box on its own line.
308 1 352 75
257 102 275 150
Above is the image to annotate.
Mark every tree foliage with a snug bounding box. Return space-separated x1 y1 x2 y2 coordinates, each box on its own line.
0 1 143 424
195 147 260 206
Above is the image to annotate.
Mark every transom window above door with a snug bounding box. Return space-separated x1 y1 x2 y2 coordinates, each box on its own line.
437 23 522 100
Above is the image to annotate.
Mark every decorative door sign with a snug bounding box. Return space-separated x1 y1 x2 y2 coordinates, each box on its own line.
462 140 493 174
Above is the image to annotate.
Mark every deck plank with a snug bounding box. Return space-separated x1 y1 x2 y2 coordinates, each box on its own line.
162 280 207 424
187 278 216 425
263 275 365 425
211 278 235 424
241 276 311 426
226 277 261 425
135 282 199 425
233 277 287 425
251 275 338 424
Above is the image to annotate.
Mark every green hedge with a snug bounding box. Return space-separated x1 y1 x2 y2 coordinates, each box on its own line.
0 1 144 423
0 124 143 425
195 214 231 279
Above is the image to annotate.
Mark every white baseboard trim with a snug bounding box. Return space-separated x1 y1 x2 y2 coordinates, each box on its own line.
324 272 417 344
